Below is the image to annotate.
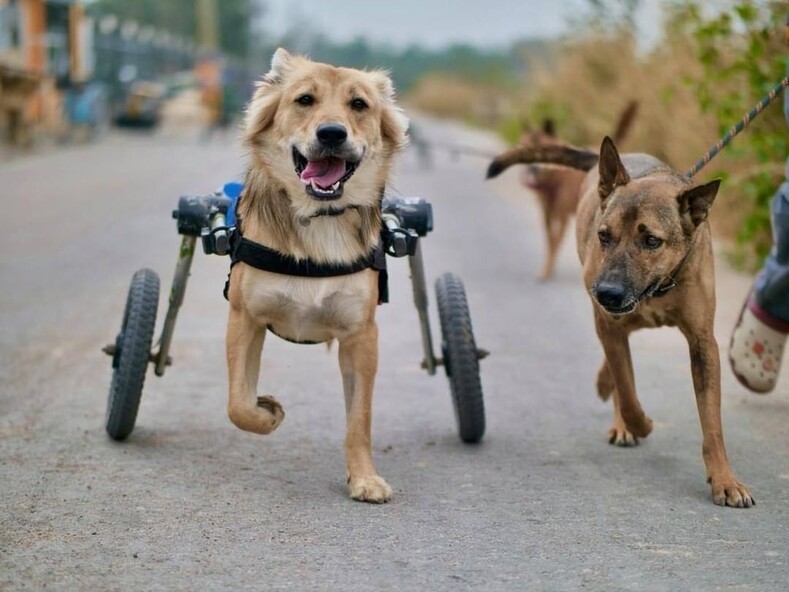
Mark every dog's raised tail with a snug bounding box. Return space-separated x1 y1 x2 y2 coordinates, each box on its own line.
485 145 599 179
612 100 639 145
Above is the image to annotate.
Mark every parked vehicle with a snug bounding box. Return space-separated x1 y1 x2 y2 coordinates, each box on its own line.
114 80 167 128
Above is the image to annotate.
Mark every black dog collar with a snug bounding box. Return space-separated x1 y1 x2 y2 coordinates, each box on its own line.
649 276 678 298
298 205 361 226
644 235 699 299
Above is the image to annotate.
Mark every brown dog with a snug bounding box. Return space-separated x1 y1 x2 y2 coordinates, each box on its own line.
225 49 408 502
487 137 754 507
517 102 638 280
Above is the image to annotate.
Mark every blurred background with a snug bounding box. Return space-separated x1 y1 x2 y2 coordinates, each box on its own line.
0 0 785 265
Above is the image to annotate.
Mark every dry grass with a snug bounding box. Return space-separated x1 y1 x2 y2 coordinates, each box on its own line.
404 74 512 126
510 30 785 253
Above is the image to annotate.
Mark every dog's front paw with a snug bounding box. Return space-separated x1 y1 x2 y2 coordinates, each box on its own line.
255 395 285 432
625 415 653 438
257 395 284 419
710 476 755 508
227 395 284 435
348 475 392 504
608 425 638 447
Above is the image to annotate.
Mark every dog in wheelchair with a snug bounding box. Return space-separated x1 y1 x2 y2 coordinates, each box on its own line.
223 49 409 503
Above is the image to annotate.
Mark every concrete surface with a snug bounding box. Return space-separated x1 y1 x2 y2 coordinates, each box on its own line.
1 120 788 591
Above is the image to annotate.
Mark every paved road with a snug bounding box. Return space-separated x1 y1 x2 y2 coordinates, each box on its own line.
1 122 788 591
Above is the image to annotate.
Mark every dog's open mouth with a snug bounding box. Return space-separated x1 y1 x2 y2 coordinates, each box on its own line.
293 147 358 201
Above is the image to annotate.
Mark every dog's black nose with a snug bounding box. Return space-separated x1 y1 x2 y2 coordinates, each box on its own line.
595 281 627 310
316 124 348 147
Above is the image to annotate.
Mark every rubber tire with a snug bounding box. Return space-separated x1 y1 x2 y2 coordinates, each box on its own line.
435 273 485 443
106 268 160 441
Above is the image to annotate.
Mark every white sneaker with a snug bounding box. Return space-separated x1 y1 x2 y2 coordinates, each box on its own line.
729 299 788 393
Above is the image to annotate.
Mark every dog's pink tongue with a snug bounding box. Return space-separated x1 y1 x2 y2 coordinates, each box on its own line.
300 157 346 187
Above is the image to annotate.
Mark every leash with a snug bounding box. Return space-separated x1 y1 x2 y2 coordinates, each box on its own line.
685 47 789 179
685 75 789 178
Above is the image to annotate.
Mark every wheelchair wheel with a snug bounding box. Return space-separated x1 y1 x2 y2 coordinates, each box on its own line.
106 268 160 441
435 273 485 443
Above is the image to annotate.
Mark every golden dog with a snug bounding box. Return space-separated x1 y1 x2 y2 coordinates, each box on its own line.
487 137 754 507
225 49 408 502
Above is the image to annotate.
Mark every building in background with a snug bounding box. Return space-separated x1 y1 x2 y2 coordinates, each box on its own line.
1 0 256 146
0 0 93 145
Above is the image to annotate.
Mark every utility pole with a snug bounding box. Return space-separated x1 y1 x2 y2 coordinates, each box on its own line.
195 0 219 52
194 0 222 133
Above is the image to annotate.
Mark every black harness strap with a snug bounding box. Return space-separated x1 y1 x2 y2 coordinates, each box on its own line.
223 227 388 303
231 233 377 277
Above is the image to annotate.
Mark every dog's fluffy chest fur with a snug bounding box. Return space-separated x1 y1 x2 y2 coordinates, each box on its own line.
285 216 378 264
240 267 376 343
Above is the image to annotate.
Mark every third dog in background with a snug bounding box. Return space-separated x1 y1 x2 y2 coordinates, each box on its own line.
517 101 638 280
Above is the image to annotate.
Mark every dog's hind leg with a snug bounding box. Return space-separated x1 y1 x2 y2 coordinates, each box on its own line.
536 204 553 280
595 316 653 440
538 205 561 280
226 306 284 435
680 320 754 507
549 215 570 276
338 321 391 503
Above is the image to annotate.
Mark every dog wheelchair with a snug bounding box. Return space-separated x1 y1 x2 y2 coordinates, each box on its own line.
103 185 488 444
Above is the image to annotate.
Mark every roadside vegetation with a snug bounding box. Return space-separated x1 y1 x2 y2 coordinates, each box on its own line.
405 1 787 268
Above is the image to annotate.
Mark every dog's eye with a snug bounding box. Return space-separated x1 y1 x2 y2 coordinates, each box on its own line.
296 94 314 106
598 230 612 247
644 235 664 250
350 98 368 111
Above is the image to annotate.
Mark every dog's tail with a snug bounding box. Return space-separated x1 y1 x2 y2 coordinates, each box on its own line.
612 100 639 145
486 144 599 179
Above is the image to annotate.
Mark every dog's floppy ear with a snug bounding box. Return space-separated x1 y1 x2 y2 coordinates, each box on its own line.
598 135 629 201
370 70 409 150
244 48 294 143
678 179 721 226
542 118 556 137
